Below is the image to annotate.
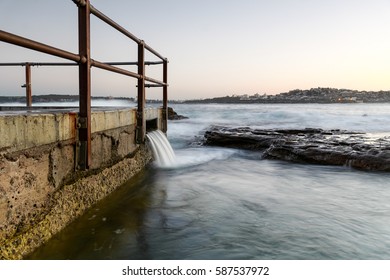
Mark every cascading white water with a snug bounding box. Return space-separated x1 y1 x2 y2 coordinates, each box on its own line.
146 130 176 167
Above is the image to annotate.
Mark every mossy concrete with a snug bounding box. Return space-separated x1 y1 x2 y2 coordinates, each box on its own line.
0 107 160 259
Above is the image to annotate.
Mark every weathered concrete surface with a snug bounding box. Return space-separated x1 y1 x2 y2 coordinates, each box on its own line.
0 146 151 260
204 126 390 171
0 107 160 259
91 108 136 133
0 107 161 155
0 112 77 154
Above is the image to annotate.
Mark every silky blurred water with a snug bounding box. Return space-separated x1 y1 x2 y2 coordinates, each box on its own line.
28 103 390 259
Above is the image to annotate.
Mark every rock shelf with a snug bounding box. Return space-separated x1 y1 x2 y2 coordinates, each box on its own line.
203 126 390 171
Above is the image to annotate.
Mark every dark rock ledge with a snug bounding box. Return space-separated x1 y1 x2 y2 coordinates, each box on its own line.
203 126 390 171
168 107 188 120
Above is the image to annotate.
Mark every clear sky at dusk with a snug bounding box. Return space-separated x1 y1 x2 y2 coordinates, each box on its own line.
1 0 390 100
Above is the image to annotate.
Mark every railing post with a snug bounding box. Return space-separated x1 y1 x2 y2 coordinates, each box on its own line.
25 63 32 107
137 41 145 143
77 0 91 170
162 59 168 133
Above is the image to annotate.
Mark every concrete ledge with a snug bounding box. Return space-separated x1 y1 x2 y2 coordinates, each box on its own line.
0 145 152 260
0 106 162 259
0 112 77 153
0 107 162 154
91 109 136 133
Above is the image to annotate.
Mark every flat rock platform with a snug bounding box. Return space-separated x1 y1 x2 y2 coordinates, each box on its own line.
203 126 390 171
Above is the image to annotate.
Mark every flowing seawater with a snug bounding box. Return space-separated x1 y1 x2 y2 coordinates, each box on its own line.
28 103 390 259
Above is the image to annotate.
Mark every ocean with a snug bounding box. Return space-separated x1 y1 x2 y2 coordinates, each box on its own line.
27 103 390 259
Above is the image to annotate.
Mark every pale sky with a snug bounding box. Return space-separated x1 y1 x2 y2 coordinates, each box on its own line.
1 0 390 100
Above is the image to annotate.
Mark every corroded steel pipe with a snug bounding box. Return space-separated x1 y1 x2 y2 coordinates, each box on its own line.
91 60 141 79
0 30 82 62
162 59 168 132
72 0 86 7
145 76 167 86
77 0 91 170
144 43 166 61
89 4 141 44
145 84 163 88
25 63 32 107
0 61 161 66
137 41 146 143
89 4 166 61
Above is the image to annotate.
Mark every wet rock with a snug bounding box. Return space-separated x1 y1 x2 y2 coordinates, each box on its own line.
203 126 390 171
168 107 188 120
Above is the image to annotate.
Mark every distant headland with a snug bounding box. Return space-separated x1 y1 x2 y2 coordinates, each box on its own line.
1 88 390 104
179 88 390 104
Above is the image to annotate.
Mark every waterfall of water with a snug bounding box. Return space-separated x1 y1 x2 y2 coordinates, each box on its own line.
146 130 176 167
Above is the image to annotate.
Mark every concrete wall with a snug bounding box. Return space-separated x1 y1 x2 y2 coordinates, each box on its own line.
0 107 162 259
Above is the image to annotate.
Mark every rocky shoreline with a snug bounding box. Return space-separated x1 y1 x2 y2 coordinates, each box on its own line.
203 126 390 171
181 88 390 104
168 107 188 120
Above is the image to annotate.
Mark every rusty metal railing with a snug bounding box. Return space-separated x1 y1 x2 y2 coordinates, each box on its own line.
0 0 168 170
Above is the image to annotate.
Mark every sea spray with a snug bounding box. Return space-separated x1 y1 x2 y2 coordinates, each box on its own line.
146 130 176 167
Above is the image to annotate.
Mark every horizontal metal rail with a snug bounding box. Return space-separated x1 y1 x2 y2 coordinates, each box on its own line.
0 30 82 63
89 4 167 62
90 59 141 79
91 61 166 86
0 61 163 66
0 61 166 86
102 61 164 66
0 62 77 66
145 76 167 86
145 84 164 88
144 44 167 62
89 4 141 44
